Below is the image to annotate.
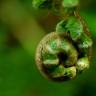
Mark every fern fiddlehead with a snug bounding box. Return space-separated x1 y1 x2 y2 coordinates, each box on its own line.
32 0 93 82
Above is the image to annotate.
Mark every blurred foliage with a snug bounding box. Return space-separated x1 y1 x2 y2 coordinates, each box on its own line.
0 0 96 96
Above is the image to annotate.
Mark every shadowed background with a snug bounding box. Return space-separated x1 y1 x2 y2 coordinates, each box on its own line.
0 0 96 96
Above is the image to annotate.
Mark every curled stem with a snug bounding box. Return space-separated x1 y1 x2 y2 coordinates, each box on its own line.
36 30 92 81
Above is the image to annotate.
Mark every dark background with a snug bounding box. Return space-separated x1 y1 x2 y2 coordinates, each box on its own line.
0 0 96 96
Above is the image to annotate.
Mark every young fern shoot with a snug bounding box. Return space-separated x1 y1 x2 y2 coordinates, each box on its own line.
32 0 93 82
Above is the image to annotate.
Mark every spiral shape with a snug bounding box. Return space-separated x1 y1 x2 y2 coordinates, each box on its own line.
36 29 92 82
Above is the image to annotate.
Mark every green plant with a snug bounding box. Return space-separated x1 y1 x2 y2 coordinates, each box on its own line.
32 0 93 82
